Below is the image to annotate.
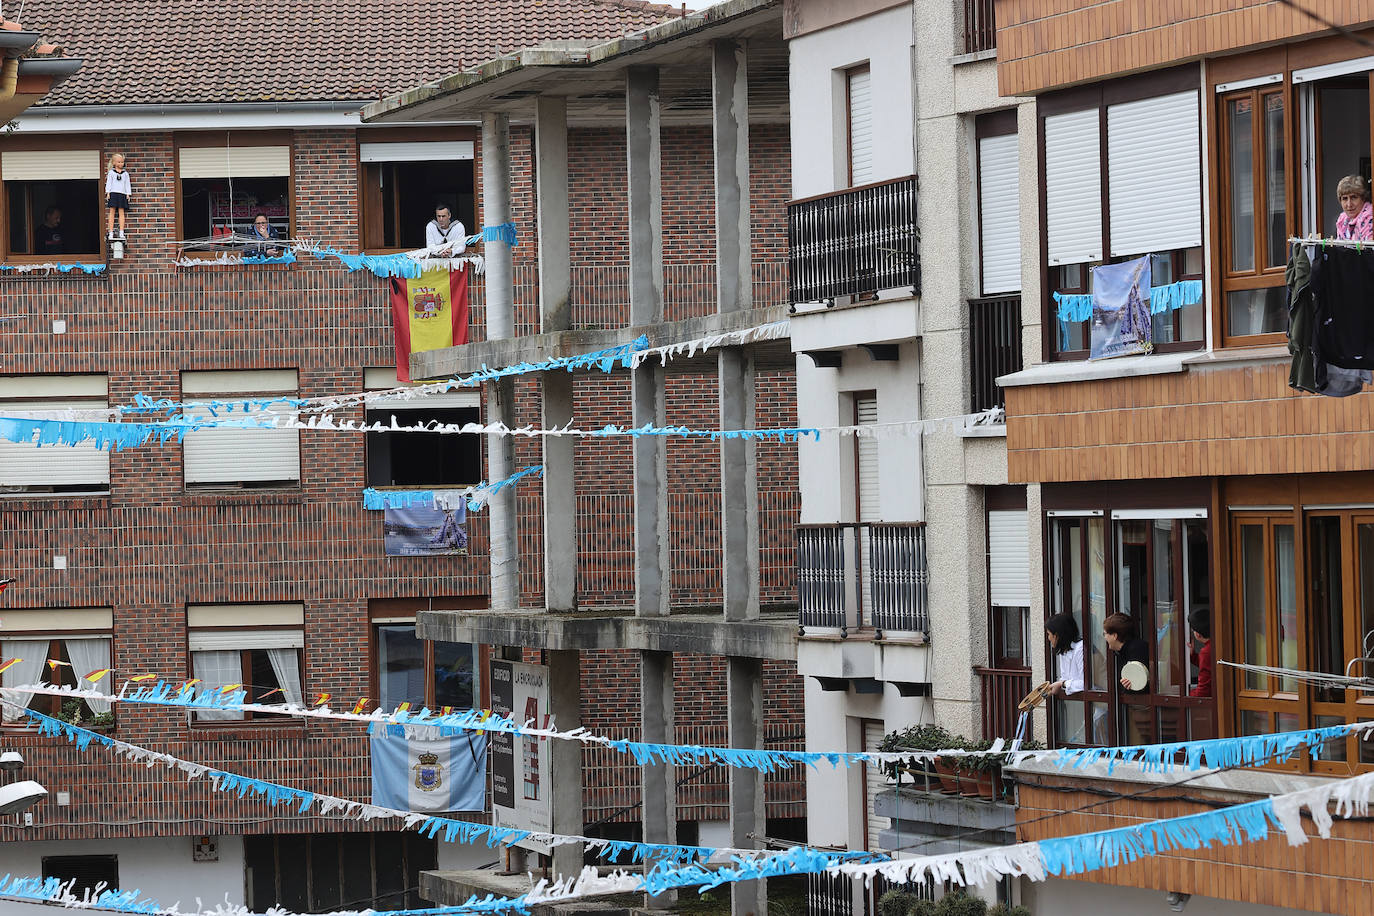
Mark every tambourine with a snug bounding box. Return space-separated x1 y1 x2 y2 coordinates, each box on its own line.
1018 680 1053 711
1121 660 1150 691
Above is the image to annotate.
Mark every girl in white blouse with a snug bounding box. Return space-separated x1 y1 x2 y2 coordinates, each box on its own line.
1045 611 1084 697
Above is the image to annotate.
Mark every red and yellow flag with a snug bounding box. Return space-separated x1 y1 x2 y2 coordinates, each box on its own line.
389 266 470 383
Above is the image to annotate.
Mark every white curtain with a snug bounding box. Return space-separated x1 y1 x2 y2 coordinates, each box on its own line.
0 640 49 722
192 650 244 720
64 638 112 714
265 648 303 708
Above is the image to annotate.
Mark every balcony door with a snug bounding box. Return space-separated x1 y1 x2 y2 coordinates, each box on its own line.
856 394 879 627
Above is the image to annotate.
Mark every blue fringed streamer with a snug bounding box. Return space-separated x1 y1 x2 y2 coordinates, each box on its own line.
362 466 545 511
469 222 518 248
1055 722 1353 774
0 262 108 275
242 250 298 265
1055 279 1203 324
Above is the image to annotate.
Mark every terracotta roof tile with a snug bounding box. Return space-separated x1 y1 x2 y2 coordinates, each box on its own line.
20 0 679 107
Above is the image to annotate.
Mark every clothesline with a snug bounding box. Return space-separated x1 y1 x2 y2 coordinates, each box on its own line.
1288 235 1374 249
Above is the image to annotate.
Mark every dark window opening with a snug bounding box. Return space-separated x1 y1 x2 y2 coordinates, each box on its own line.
245 832 436 912
42 855 119 900
6 180 101 257
362 160 474 251
375 623 477 711
365 406 481 488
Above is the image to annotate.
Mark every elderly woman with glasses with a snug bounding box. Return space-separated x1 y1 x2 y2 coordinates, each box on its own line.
1336 174 1373 241
245 212 283 258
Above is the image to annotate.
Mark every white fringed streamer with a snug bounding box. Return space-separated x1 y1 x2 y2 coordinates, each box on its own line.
837 842 1048 888
1269 770 1374 844
628 320 792 368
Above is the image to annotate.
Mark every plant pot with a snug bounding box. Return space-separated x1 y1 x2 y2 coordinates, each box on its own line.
932 757 962 794
957 766 982 797
975 770 996 799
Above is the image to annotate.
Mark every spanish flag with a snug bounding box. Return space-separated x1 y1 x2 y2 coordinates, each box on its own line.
390 266 470 383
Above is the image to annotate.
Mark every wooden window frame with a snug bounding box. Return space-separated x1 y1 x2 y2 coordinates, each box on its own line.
0 136 106 263
172 130 296 263
186 626 304 728
1 633 114 728
367 597 490 715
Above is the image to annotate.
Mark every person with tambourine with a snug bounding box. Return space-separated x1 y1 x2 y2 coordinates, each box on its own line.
1104 613 1151 744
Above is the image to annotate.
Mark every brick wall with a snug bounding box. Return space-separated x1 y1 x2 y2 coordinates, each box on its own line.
0 121 802 840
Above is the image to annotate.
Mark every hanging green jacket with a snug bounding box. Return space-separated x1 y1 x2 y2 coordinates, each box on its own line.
1287 243 1316 393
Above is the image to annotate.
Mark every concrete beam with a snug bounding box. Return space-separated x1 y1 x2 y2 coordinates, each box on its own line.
640 650 677 908
411 305 789 379
548 649 584 879
719 349 759 622
627 66 664 327
727 655 766 916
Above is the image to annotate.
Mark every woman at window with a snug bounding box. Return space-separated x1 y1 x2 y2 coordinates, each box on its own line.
1104 612 1151 744
1335 175 1373 241
1045 612 1084 698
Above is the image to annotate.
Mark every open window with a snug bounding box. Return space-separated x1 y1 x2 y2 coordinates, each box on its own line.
1295 61 1373 239
181 370 300 489
363 369 481 488
370 599 482 714
0 607 113 727
1 149 102 259
0 374 110 496
178 137 292 244
188 603 304 721
360 140 474 251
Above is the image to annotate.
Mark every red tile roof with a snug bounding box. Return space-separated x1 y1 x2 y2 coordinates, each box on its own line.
19 0 679 107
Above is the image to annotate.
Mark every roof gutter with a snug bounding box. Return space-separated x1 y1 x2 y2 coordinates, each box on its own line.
16 99 476 133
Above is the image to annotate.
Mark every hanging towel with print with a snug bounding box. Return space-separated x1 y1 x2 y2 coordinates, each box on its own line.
1090 255 1153 360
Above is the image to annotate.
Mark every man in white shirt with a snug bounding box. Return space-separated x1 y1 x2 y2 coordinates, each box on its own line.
425 205 466 257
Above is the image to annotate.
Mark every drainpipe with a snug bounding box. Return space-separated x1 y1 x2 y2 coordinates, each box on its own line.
0 57 19 104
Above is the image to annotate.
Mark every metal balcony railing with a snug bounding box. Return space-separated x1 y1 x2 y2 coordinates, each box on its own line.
787 176 920 305
974 665 1033 742
968 295 1022 413
796 522 928 637
964 0 997 54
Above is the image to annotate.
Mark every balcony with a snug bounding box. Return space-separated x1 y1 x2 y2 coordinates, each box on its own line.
796 522 928 638
968 295 1022 413
963 0 996 54
974 665 1032 742
787 176 920 306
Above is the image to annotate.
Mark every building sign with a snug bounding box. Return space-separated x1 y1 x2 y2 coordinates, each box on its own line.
490 659 552 854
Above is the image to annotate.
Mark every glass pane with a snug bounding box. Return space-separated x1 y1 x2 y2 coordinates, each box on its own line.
1277 711 1301 735
1361 721 1374 765
1240 709 1268 736
1228 96 1256 272
1086 701 1109 746
1263 93 1287 269
1239 525 1268 691
433 641 476 710
1184 519 1212 696
1314 715 1348 762
1154 520 1181 696
1359 524 1374 666
1121 702 1153 745
1226 286 1287 337
1157 706 1183 743
1309 516 1346 703
377 625 426 711
1087 519 1108 690
1275 525 1299 693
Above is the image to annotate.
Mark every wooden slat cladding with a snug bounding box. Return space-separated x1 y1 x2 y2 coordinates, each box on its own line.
994 0 1374 96
1016 781 1374 913
1005 360 1374 483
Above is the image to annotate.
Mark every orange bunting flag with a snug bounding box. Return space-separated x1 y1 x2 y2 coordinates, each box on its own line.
257 687 283 701
314 692 330 706
47 659 71 671
351 698 369 715
0 658 20 676
179 679 202 691
130 673 157 682
397 701 411 713
441 706 452 716
218 683 242 694
84 668 112 683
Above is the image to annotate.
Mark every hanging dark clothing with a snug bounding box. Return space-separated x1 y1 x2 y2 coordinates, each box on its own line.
1290 244 1371 396
1310 244 1374 370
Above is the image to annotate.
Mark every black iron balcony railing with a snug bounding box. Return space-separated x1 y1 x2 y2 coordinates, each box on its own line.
797 522 928 638
964 0 997 54
787 176 920 306
968 294 1022 413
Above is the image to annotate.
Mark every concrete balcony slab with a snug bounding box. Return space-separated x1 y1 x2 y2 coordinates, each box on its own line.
789 296 920 353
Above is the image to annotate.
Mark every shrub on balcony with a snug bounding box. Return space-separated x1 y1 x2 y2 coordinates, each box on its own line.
988 905 1031 916
933 891 988 916
879 723 957 781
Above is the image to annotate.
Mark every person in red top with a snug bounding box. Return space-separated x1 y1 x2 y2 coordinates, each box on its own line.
1189 606 1213 698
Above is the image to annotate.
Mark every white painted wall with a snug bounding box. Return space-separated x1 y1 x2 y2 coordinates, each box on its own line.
788 4 915 198
1025 877 1324 915
0 835 245 911
436 839 501 871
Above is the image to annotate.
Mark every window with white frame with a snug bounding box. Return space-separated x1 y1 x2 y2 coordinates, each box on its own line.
178 140 291 242
363 368 481 488
0 374 110 495
181 370 300 488
359 140 475 251
2 149 103 258
188 603 304 721
0 607 113 727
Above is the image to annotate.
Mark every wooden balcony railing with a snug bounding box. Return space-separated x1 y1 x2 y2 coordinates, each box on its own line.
964 0 997 54
974 665 1033 742
797 522 928 638
787 176 919 305
968 294 1022 413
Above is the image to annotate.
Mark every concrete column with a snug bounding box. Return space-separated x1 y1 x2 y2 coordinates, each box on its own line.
482 111 519 611
720 351 758 621
727 655 766 916
640 650 677 907
547 649 584 879
712 39 752 313
536 97 577 612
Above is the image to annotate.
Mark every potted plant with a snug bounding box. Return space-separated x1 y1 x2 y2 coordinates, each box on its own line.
989 905 1031 916
954 739 993 797
880 723 956 788
934 890 988 916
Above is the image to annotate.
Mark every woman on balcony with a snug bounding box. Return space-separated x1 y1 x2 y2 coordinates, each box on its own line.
1045 612 1084 698
1336 175 1372 241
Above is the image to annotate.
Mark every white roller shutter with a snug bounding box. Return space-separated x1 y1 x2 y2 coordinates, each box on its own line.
1 150 99 181
359 141 474 162
988 510 1030 607
1044 109 1103 265
856 398 879 521
179 146 291 178
848 69 874 186
864 721 888 852
1107 91 1201 256
188 603 304 629
189 629 304 651
182 403 299 484
0 376 110 489
1 608 112 631
978 133 1021 294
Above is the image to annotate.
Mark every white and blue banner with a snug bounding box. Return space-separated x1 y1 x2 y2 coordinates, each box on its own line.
370 726 488 813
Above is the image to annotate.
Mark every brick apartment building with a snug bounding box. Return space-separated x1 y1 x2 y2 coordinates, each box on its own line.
0 2 805 910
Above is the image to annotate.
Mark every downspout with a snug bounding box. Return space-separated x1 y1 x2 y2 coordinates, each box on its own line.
0 57 20 104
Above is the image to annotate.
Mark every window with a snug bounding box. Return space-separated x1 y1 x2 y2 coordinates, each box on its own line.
976 111 1021 296
188 604 303 722
0 607 113 727
178 139 291 243
1047 509 1213 748
1219 87 1289 341
43 856 119 900
988 507 1030 668
2 149 102 259
246 832 436 912
1041 69 1205 358
0 374 110 495
846 65 873 187
364 369 481 488
1295 64 1371 238
181 370 299 488
360 140 475 251
371 600 478 712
